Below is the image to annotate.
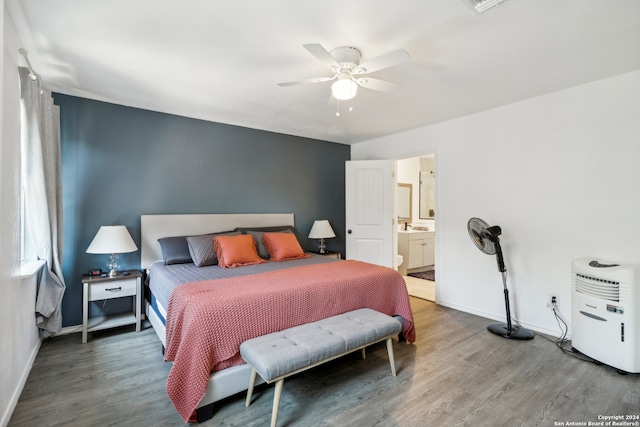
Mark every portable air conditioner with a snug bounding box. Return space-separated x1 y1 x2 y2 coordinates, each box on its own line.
571 257 640 373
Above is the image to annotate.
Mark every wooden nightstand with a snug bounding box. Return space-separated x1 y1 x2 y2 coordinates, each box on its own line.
82 269 142 343
309 251 341 260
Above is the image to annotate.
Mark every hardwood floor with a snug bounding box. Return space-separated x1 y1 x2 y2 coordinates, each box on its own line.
9 297 640 427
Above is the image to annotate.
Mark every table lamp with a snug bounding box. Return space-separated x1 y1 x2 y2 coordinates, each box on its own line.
86 225 138 276
308 220 336 254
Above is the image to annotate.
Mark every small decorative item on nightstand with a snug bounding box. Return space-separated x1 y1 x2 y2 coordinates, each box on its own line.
308 220 336 254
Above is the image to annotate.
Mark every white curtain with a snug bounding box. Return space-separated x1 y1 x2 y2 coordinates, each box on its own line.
19 67 66 337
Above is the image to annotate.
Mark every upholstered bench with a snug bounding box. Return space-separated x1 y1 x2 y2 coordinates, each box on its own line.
240 308 402 427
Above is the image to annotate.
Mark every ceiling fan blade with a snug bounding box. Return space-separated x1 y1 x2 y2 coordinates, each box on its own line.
278 76 335 87
353 49 410 74
356 77 402 93
303 43 340 71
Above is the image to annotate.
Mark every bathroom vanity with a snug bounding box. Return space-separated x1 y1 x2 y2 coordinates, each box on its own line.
397 230 435 276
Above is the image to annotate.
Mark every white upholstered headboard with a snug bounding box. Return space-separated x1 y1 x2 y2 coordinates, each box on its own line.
140 213 295 269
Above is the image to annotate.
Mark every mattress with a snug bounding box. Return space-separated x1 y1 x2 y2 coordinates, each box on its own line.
147 253 338 323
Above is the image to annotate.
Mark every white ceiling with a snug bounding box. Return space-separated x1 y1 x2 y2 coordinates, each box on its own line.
7 0 640 144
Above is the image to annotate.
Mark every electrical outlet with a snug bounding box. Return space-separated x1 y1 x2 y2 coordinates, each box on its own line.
547 293 559 309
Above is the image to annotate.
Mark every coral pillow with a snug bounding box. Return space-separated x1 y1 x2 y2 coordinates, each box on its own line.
263 232 310 262
186 231 241 267
214 234 266 268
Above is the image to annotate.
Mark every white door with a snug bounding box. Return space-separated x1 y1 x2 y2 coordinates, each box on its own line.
345 160 394 267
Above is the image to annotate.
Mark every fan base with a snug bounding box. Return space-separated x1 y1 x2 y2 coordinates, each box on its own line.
487 322 534 340
330 46 361 67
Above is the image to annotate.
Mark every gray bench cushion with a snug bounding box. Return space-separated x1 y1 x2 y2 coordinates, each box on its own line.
240 308 402 382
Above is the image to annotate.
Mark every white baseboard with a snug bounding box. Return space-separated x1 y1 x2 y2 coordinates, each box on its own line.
59 323 84 336
437 299 570 339
58 313 147 337
2 338 42 427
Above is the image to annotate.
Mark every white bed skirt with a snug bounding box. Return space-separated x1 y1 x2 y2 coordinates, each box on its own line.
145 301 265 410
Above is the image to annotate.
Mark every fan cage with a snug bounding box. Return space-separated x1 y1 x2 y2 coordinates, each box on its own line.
574 273 620 302
467 218 495 254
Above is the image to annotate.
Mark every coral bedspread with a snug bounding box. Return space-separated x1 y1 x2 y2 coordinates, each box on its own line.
164 260 415 422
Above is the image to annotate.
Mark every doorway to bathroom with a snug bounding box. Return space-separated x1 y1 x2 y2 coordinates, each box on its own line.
396 154 436 302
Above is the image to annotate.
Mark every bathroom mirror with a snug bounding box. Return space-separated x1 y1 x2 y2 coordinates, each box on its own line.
419 170 435 219
397 183 412 223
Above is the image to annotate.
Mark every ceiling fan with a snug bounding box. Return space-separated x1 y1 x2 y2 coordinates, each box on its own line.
278 43 410 101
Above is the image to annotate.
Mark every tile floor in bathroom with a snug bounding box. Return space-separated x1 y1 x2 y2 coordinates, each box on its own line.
403 275 435 302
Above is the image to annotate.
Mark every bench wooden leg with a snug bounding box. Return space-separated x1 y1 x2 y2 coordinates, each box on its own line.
246 367 257 407
386 338 397 377
271 378 284 427
361 348 366 359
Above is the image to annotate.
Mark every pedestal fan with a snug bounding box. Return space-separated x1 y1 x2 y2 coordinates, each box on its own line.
467 217 534 340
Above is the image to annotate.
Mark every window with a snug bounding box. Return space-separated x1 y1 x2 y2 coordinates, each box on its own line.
20 96 37 263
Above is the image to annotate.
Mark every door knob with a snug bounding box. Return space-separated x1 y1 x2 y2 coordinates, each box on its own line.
347 229 352 234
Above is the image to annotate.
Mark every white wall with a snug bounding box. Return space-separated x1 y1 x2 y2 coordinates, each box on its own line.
353 70 640 336
0 6 41 426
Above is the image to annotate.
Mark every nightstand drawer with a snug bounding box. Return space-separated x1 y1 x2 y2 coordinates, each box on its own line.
88 278 137 301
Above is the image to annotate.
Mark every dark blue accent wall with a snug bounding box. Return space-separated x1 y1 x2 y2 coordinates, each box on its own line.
56 94 349 327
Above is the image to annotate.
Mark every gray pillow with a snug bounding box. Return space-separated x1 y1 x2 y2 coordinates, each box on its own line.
187 231 240 267
245 229 292 259
234 225 296 234
158 236 192 265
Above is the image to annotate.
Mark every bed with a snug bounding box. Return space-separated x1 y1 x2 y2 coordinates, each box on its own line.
141 213 415 423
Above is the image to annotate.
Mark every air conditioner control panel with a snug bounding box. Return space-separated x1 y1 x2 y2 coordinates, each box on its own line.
607 304 624 314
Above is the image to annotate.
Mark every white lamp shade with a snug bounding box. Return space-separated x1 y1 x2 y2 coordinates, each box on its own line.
308 220 336 239
331 78 358 100
86 225 138 254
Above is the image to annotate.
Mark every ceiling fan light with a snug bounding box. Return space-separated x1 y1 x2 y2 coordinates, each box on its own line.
331 79 358 100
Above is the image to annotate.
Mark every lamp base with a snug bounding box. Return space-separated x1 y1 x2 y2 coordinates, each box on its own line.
107 253 121 277
318 238 327 254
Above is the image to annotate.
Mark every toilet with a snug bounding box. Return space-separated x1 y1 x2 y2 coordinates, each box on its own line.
396 254 404 268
